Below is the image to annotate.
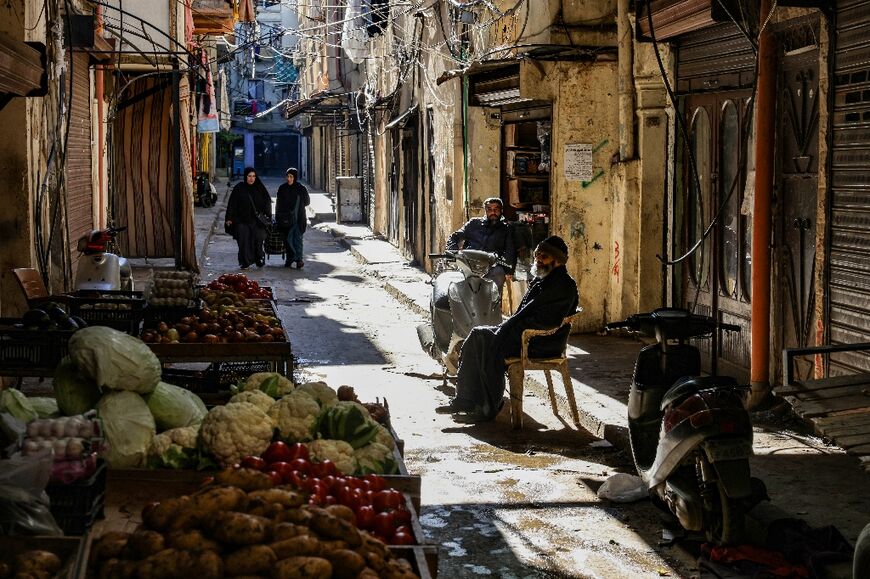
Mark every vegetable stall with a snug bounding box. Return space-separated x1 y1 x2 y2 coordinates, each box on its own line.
0 272 437 578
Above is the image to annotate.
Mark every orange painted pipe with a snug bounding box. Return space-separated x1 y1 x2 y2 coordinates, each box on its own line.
749 0 776 407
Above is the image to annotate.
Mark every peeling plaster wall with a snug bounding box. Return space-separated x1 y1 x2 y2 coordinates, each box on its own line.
520 60 620 332
465 107 501 215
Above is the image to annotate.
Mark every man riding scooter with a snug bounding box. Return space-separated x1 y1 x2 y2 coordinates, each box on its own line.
447 197 516 295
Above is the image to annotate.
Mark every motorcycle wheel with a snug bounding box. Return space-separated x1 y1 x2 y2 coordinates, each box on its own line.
702 458 746 545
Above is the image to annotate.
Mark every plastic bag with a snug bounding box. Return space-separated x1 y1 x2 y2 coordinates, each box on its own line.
596 473 648 503
0 448 63 535
0 411 26 458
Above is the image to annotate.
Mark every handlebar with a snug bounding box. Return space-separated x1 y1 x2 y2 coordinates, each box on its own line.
604 308 741 341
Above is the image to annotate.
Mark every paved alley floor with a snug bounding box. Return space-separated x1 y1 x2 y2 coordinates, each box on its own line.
194 180 700 578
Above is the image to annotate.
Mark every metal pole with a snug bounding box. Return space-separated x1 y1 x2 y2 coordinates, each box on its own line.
749 0 776 407
172 60 183 269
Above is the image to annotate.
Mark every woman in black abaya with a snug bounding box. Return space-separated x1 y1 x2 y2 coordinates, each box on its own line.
225 167 272 269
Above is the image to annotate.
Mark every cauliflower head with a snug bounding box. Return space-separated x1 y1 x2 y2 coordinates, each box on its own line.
354 442 397 475
147 426 202 469
241 372 294 398
229 390 274 413
200 402 274 466
268 390 321 442
296 381 338 408
308 439 357 475
373 423 395 450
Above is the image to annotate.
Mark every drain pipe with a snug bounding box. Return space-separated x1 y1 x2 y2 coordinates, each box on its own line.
617 0 635 160
95 5 106 227
749 0 776 409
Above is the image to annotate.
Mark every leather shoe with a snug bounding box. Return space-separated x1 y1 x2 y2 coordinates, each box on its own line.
452 411 489 424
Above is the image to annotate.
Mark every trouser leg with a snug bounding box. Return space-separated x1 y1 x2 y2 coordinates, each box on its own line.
236 223 254 267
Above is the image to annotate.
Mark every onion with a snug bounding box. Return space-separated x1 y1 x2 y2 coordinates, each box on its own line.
66 438 84 457
26 421 42 438
53 438 69 458
78 419 95 438
50 419 67 438
23 440 39 454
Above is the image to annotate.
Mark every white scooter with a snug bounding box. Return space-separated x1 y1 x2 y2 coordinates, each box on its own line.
416 249 502 374
74 226 134 292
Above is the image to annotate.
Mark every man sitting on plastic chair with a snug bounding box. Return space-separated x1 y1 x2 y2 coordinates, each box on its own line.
436 236 579 423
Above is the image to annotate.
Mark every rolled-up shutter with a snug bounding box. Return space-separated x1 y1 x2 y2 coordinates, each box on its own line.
828 0 870 371
66 51 94 267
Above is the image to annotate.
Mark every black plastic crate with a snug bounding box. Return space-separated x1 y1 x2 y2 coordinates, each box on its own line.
161 360 276 394
143 300 204 329
0 320 74 375
46 460 107 517
68 290 145 335
52 494 104 536
212 360 274 388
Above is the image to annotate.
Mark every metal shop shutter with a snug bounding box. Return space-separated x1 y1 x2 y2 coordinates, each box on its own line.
66 51 94 265
829 0 870 372
675 21 756 93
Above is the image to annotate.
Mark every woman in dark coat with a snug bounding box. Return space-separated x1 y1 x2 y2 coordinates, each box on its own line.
225 167 272 269
275 167 310 268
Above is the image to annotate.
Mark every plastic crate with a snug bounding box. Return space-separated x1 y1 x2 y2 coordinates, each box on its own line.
143 301 204 329
161 360 279 394
0 321 74 374
46 460 107 519
68 290 145 335
52 494 104 536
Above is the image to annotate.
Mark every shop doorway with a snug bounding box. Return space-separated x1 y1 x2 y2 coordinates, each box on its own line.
254 134 299 176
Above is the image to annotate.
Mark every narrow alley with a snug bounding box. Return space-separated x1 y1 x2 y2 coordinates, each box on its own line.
198 178 698 577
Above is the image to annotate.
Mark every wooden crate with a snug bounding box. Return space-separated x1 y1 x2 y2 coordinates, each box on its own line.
0 536 85 579
390 545 438 578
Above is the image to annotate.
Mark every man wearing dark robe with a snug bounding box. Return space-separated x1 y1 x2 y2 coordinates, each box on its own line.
437 236 579 422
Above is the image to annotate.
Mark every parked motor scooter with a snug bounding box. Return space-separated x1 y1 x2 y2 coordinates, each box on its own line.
195 171 218 208
605 308 767 544
416 249 502 374
74 226 134 292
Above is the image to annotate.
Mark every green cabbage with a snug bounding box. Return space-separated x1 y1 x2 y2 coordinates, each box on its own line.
69 327 161 394
28 397 59 418
53 357 102 415
145 382 207 431
0 389 37 423
96 391 156 468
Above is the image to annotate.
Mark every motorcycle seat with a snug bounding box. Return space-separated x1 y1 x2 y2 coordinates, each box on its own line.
660 375 738 411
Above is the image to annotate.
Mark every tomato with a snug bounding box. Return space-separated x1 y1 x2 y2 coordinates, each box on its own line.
391 530 415 545
265 470 283 487
319 460 339 476
240 456 267 471
353 488 370 507
270 462 295 482
286 470 306 488
363 474 387 492
287 443 310 461
339 486 361 511
372 490 403 512
262 441 293 464
393 507 412 526
289 458 310 474
372 511 396 538
324 495 337 505
321 475 336 493
355 505 375 530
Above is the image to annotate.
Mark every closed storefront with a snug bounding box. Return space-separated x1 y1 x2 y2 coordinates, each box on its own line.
65 51 94 269
828 0 870 372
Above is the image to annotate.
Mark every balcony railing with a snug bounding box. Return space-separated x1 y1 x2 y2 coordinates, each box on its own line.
191 0 234 36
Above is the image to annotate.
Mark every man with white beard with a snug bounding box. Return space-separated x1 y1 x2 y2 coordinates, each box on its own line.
436 236 579 422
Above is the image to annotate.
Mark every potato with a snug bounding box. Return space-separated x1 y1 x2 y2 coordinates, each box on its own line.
167 507 203 532
269 536 321 559
246 498 285 519
0 562 10 579
96 559 136 579
381 558 420 579
357 569 380 579
325 505 355 523
271 523 311 542
13 571 49 579
323 549 365 579
215 467 273 492
166 529 221 553
273 508 312 526
89 532 130 563
248 489 304 509
317 539 349 553
310 512 361 547
271 557 332 579
15 551 63 576
212 512 270 545
128 530 166 559
142 497 190 531
133 548 192 579
192 551 223 579
224 545 277 576
192 485 248 513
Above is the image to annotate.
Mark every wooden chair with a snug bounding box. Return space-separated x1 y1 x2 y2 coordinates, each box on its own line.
505 311 583 430
12 268 50 305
